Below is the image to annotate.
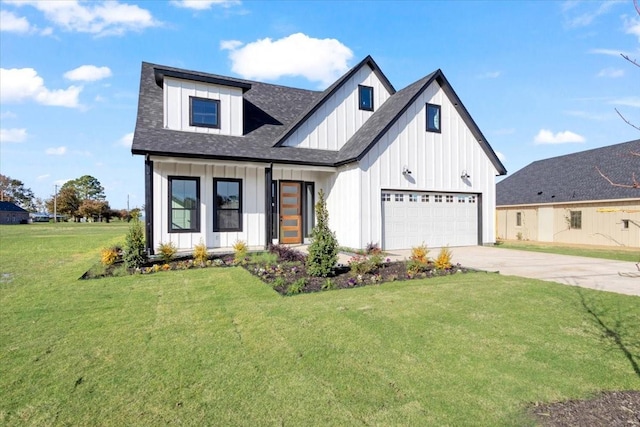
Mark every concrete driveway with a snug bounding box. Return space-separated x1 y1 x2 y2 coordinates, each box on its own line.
381 246 640 297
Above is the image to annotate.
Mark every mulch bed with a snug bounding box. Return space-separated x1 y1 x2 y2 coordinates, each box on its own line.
529 390 640 426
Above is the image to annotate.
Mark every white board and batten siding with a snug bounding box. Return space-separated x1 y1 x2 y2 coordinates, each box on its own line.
356 81 500 250
152 159 265 251
281 65 392 151
163 77 243 136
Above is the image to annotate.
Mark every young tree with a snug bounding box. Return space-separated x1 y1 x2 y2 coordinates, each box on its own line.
306 189 338 277
0 174 36 210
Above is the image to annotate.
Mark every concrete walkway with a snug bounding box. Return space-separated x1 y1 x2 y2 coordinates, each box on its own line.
369 246 640 297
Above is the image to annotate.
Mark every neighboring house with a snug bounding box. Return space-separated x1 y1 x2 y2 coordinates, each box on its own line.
132 56 506 254
0 201 29 224
496 140 640 248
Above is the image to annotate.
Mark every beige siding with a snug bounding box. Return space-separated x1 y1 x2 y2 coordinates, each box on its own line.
497 199 640 247
495 208 538 241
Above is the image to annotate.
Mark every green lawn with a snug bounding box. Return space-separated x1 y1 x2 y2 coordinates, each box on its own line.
1 223 639 426
497 240 640 262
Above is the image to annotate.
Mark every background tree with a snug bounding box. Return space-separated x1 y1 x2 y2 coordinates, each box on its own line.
78 199 111 222
0 174 36 211
46 187 81 221
61 175 106 201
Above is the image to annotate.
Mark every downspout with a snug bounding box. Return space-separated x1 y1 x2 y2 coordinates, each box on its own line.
265 163 273 249
145 154 155 255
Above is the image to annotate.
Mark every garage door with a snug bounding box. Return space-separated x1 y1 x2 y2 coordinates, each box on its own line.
382 191 478 250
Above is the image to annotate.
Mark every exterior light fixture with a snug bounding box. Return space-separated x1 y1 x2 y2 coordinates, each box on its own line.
461 170 470 179
402 166 412 176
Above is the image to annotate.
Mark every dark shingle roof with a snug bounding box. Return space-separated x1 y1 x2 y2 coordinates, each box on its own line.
131 58 505 174
497 139 640 206
0 201 28 212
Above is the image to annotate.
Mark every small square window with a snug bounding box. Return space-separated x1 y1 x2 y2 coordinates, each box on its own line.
570 211 582 230
622 219 630 229
469 196 476 204
516 212 522 227
458 196 465 203
434 195 443 203
409 194 418 202
421 194 429 203
190 97 220 128
426 103 441 133
395 194 404 202
358 85 374 111
381 193 391 202
446 195 453 203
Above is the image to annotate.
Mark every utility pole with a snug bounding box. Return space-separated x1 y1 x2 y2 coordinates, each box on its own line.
54 184 58 223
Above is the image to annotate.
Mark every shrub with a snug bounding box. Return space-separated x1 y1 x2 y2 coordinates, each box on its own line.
157 241 177 263
434 246 453 270
268 244 306 262
233 240 248 264
410 243 430 265
193 241 208 266
100 245 121 266
306 189 338 277
348 254 381 276
286 278 306 295
250 251 278 265
123 216 146 269
365 242 381 255
322 278 336 290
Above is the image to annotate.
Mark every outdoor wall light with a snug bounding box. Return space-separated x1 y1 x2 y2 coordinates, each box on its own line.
402 166 412 176
461 170 470 179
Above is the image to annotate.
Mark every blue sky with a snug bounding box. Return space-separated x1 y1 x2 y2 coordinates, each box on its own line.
1 0 638 210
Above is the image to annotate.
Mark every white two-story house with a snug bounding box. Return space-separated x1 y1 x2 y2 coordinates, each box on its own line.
131 56 506 254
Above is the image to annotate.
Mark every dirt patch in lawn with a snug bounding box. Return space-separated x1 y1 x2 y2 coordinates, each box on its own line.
529 390 640 426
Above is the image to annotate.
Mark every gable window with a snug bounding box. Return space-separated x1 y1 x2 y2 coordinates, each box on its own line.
169 176 200 232
214 178 242 231
358 85 374 111
426 103 441 133
190 97 220 128
570 211 582 230
516 212 522 227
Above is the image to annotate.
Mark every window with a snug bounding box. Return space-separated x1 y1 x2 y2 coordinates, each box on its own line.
458 196 466 203
304 182 315 238
169 177 200 232
570 211 582 230
622 219 630 229
382 193 391 202
426 103 441 132
446 195 454 203
409 194 418 202
395 194 404 202
358 85 374 111
421 194 429 203
190 97 220 128
213 178 242 231
434 195 443 203
516 212 522 227
469 195 476 204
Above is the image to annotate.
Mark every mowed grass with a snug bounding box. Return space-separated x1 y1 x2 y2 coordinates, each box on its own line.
1 223 639 426
497 240 640 262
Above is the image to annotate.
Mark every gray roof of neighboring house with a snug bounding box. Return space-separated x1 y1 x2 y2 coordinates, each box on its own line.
497 139 640 206
132 57 506 174
0 201 28 213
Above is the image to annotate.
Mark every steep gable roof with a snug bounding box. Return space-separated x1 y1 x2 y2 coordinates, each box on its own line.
497 139 640 206
0 201 28 213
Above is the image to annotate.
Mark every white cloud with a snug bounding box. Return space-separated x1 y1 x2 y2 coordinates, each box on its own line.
46 146 67 155
477 71 501 79
7 0 159 37
563 0 622 28
116 132 134 148
589 48 635 57
609 97 640 108
495 151 506 162
171 0 240 10
0 10 31 33
0 111 18 120
220 39 242 50
64 65 112 82
563 110 609 121
0 67 82 108
0 128 27 143
596 67 624 78
222 33 353 86
37 174 50 181
534 129 585 144
623 15 640 42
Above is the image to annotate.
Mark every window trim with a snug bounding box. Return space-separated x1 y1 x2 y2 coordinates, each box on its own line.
189 96 220 129
426 103 441 133
569 210 582 230
168 176 200 233
213 178 243 232
358 85 374 111
516 212 522 227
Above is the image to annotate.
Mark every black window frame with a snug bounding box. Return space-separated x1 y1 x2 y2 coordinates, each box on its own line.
213 178 243 232
358 85 374 111
426 103 441 133
570 210 582 230
190 96 220 129
168 176 200 233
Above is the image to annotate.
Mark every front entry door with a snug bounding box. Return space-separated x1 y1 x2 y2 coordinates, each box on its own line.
279 181 302 244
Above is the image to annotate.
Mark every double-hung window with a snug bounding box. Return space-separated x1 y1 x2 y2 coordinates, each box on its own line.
358 85 374 111
426 103 441 133
169 176 200 232
213 178 242 231
190 97 220 128
570 211 582 230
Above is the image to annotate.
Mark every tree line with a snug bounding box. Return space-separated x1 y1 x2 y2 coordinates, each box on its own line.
0 173 138 222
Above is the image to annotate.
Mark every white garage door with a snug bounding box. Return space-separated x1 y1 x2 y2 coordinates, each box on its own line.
382 191 478 250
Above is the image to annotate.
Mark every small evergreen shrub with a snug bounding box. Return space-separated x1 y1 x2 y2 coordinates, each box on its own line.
410 243 430 265
233 240 248 264
157 241 177 263
123 217 146 269
193 241 208 266
306 189 338 277
434 246 453 270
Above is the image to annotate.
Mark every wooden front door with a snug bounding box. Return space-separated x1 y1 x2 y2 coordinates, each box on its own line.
279 181 302 244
